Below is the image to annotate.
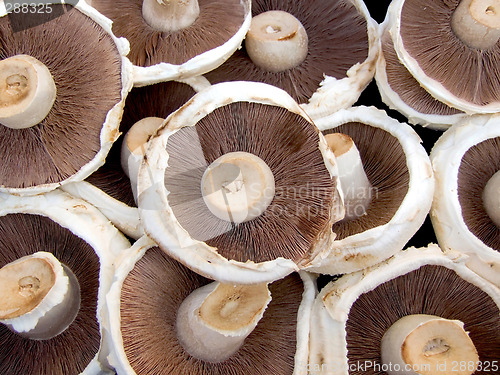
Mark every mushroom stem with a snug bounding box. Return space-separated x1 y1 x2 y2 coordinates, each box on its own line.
451 0 500 49
201 151 275 223
245 10 308 72
381 314 479 375
325 133 372 220
0 55 56 129
0 252 80 340
176 282 271 362
483 169 500 227
121 117 164 202
142 0 200 32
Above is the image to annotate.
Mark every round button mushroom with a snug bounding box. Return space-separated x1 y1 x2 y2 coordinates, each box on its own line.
62 76 209 239
304 106 434 275
431 114 500 287
309 244 500 375
0 189 131 374
390 0 500 113
106 236 315 374
0 2 133 195
88 0 252 85
137 81 343 284
205 0 379 120
375 14 466 130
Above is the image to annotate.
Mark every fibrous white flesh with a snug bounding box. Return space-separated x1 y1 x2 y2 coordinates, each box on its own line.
0 252 80 340
201 152 275 223
451 0 500 49
0 55 56 129
245 10 308 72
176 281 271 362
325 133 372 220
121 117 164 202
142 0 200 32
381 314 478 375
483 169 500 226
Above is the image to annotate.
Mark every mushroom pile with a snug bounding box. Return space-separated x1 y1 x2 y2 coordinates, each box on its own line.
1 0 500 374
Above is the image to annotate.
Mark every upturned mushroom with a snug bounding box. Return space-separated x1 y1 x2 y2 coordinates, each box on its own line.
303 106 434 275
431 114 500 287
309 244 500 375
0 1 132 195
106 236 315 374
88 0 251 85
0 189 130 374
390 0 500 113
62 76 209 239
137 81 343 283
375 14 466 129
205 0 379 119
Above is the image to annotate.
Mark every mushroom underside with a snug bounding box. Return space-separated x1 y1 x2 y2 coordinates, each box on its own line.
458 137 500 250
0 213 100 374
345 265 500 374
399 0 500 107
163 101 335 263
205 0 370 104
0 4 122 189
86 81 196 206
323 122 409 240
90 0 246 66
119 246 303 374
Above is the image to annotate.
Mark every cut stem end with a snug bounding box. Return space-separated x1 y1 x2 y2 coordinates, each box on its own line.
483 169 500 227
142 0 200 32
452 0 500 49
245 10 308 72
201 151 275 223
0 55 56 129
381 314 479 375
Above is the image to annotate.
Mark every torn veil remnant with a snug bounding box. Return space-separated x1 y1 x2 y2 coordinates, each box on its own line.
106 236 315 375
305 106 434 275
431 114 500 287
205 0 379 119
137 81 343 284
309 244 500 375
89 0 251 85
61 77 208 240
0 189 130 375
390 0 500 113
0 1 132 195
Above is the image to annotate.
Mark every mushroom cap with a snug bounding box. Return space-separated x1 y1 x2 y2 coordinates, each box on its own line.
305 106 434 275
390 0 500 113
205 0 379 119
375 16 466 130
0 189 130 374
309 244 500 374
62 76 209 240
137 81 342 284
0 1 133 195
106 236 316 375
431 114 500 287
89 0 251 86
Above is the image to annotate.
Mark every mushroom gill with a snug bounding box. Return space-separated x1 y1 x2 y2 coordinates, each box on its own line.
346 265 500 374
90 0 247 67
458 137 500 250
394 0 500 110
205 0 372 106
0 213 100 374
0 4 124 190
118 245 304 374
